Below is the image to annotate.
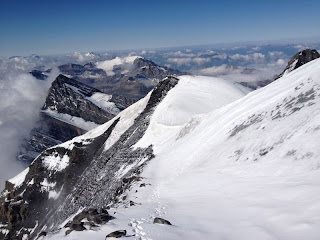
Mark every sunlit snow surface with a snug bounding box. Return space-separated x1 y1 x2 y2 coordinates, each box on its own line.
47 59 320 240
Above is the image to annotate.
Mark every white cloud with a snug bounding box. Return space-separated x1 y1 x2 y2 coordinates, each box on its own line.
69 52 96 63
0 61 59 189
276 59 286 65
168 58 193 66
268 58 287 67
128 51 137 56
194 63 280 84
293 44 305 50
140 50 156 55
269 51 284 58
167 57 210 66
167 51 196 57
212 53 228 60
229 54 251 61
197 64 240 75
252 52 265 61
192 57 211 65
231 46 244 50
206 50 216 54
229 53 265 62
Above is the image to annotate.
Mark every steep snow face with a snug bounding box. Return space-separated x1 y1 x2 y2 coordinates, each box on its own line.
126 58 320 240
134 75 247 153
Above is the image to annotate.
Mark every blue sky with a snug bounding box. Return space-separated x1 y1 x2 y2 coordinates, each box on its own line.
0 0 319 57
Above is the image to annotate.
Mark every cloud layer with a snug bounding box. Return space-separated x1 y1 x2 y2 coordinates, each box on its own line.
0 68 59 189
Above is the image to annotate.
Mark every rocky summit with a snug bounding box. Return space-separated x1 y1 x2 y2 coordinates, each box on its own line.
18 74 133 164
277 49 320 79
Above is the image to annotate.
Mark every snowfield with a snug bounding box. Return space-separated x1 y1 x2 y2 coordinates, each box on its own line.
19 59 320 239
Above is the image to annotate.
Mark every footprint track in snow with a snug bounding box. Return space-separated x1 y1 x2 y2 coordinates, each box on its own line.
129 218 152 240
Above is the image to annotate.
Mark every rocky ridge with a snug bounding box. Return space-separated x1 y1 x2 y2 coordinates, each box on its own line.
0 76 179 240
277 49 320 79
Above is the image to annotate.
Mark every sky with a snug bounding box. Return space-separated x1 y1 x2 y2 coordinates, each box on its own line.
0 0 320 57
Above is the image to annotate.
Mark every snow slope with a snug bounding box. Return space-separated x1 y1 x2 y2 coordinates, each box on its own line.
46 59 320 240
131 58 320 240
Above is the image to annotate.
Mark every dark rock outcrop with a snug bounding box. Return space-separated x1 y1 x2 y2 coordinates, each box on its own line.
29 70 48 80
67 208 113 225
277 49 320 79
69 222 86 231
106 230 126 238
153 217 172 225
109 94 136 111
